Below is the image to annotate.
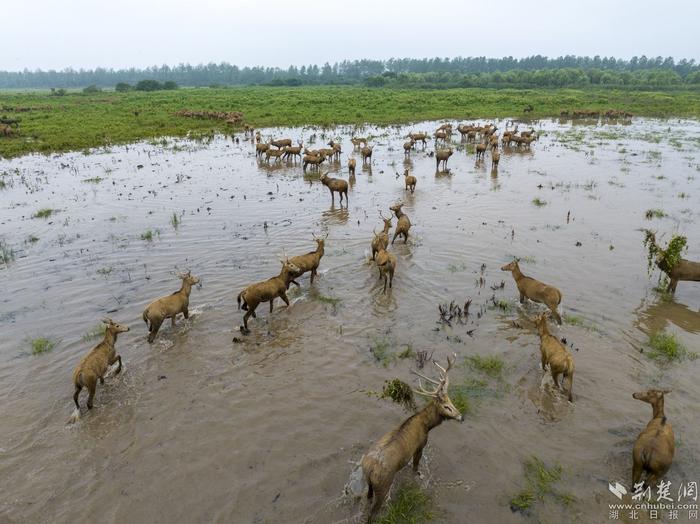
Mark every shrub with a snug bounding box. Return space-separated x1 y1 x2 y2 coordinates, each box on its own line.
115 82 132 92
82 85 101 94
135 79 163 92
162 81 178 90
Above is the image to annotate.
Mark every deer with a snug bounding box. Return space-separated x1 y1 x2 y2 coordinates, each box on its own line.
408 132 428 147
264 148 285 163
375 245 396 293
271 138 292 149
390 203 411 244
288 233 327 286
491 150 500 170
403 169 416 193
371 212 392 261
71 318 129 417
351 137 368 148
282 142 303 161
328 140 342 160
403 139 414 156
361 145 374 164
644 230 700 293
236 258 303 334
320 172 349 206
501 259 562 324
632 389 674 489
435 148 453 170
434 129 447 143
255 142 270 158
143 271 200 343
475 141 488 160
303 153 326 172
348 157 356 176
361 355 462 523
533 312 574 401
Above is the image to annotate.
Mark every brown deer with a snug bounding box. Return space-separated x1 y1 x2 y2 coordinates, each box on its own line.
282 142 303 161
348 157 357 176
288 233 327 286
271 138 292 149
408 132 428 147
375 245 396 293
644 231 700 293
264 148 285 163
371 212 392 261
403 169 416 193
71 318 129 416
435 148 453 170
236 258 303 334
143 271 200 343
320 172 349 206
501 259 562 324
491 150 500 170
351 137 368 148
361 145 374 164
303 153 326 172
361 355 462 523
403 139 414 156
390 203 411 244
533 312 574 401
632 389 674 489
475 142 487 160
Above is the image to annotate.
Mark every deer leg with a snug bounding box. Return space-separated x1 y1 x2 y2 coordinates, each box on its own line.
73 385 82 409
183 307 189 319
115 355 122 375
389 270 393 289
280 291 290 307
668 278 678 293
289 279 300 287
242 310 253 332
86 379 97 410
391 231 399 245
368 485 389 524
551 307 562 325
171 315 176 328
383 274 388 294
310 269 316 284
551 370 561 389
412 445 425 472
519 293 525 304
269 299 274 313
99 376 105 385
403 231 409 244
148 318 163 343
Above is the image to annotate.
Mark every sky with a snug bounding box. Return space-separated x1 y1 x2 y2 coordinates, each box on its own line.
4 0 700 71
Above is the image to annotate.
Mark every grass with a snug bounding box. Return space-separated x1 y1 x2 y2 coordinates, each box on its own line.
1 86 699 158
532 197 547 207
491 298 513 313
27 235 39 243
170 212 180 229
141 229 154 241
82 176 103 183
648 331 698 362
381 379 416 411
32 208 55 219
316 294 342 306
448 385 472 415
0 239 14 264
509 456 574 513
82 324 106 342
30 337 57 355
376 481 434 524
466 355 505 378
645 208 667 219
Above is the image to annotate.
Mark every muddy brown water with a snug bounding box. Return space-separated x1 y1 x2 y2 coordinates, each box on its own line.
1 118 700 524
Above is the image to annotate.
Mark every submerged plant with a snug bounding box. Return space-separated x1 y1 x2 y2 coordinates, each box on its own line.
32 208 55 219
648 331 697 363
31 337 57 355
509 456 573 513
0 239 14 264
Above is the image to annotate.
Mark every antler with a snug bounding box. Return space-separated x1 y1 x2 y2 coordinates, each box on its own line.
101 317 114 324
379 210 388 220
413 377 440 398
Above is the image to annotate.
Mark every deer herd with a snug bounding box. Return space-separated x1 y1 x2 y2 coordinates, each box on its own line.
66 120 696 522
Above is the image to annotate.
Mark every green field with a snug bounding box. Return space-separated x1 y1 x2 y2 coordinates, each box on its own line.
1 86 699 158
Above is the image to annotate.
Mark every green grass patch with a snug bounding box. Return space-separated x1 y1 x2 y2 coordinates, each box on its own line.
32 208 55 219
82 176 103 183
30 337 57 355
141 229 154 241
448 385 472 415
509 456 574 513
381 379 417 411
648 331 697 362
82 324 106 342
0 239 14 264
377 481 434 524
532 197 547 207
1 86 699 158
465 355 505 378
27 235 39 243
645 208 666 219
170 212 180 229
316 294 341 306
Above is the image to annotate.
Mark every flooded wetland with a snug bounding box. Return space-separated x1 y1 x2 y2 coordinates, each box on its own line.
1 117 700 523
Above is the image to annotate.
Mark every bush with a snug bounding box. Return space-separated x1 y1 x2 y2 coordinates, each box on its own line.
162 81 178 90
115 82 132 92
82 85 101 94
135 79 163 91
50 88 66 96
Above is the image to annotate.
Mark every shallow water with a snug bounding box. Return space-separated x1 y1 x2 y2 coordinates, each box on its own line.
1 118 699 523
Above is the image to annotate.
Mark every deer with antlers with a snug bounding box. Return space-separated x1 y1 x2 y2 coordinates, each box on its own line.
288 233 327 286
361 355 463 523
371 212 392 261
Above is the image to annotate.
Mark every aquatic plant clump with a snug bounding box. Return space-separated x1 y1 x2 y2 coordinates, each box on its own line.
642 230 687 274
381 379 417 411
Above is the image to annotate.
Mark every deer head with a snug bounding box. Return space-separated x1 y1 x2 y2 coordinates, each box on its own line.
411 354 463 422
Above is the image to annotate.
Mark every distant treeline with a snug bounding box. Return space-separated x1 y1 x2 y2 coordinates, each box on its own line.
1 55 699 89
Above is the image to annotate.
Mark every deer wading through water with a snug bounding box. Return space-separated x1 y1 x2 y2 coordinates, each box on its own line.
361 355 462 523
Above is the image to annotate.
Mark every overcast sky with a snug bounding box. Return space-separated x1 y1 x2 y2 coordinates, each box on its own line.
4 0 699 71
